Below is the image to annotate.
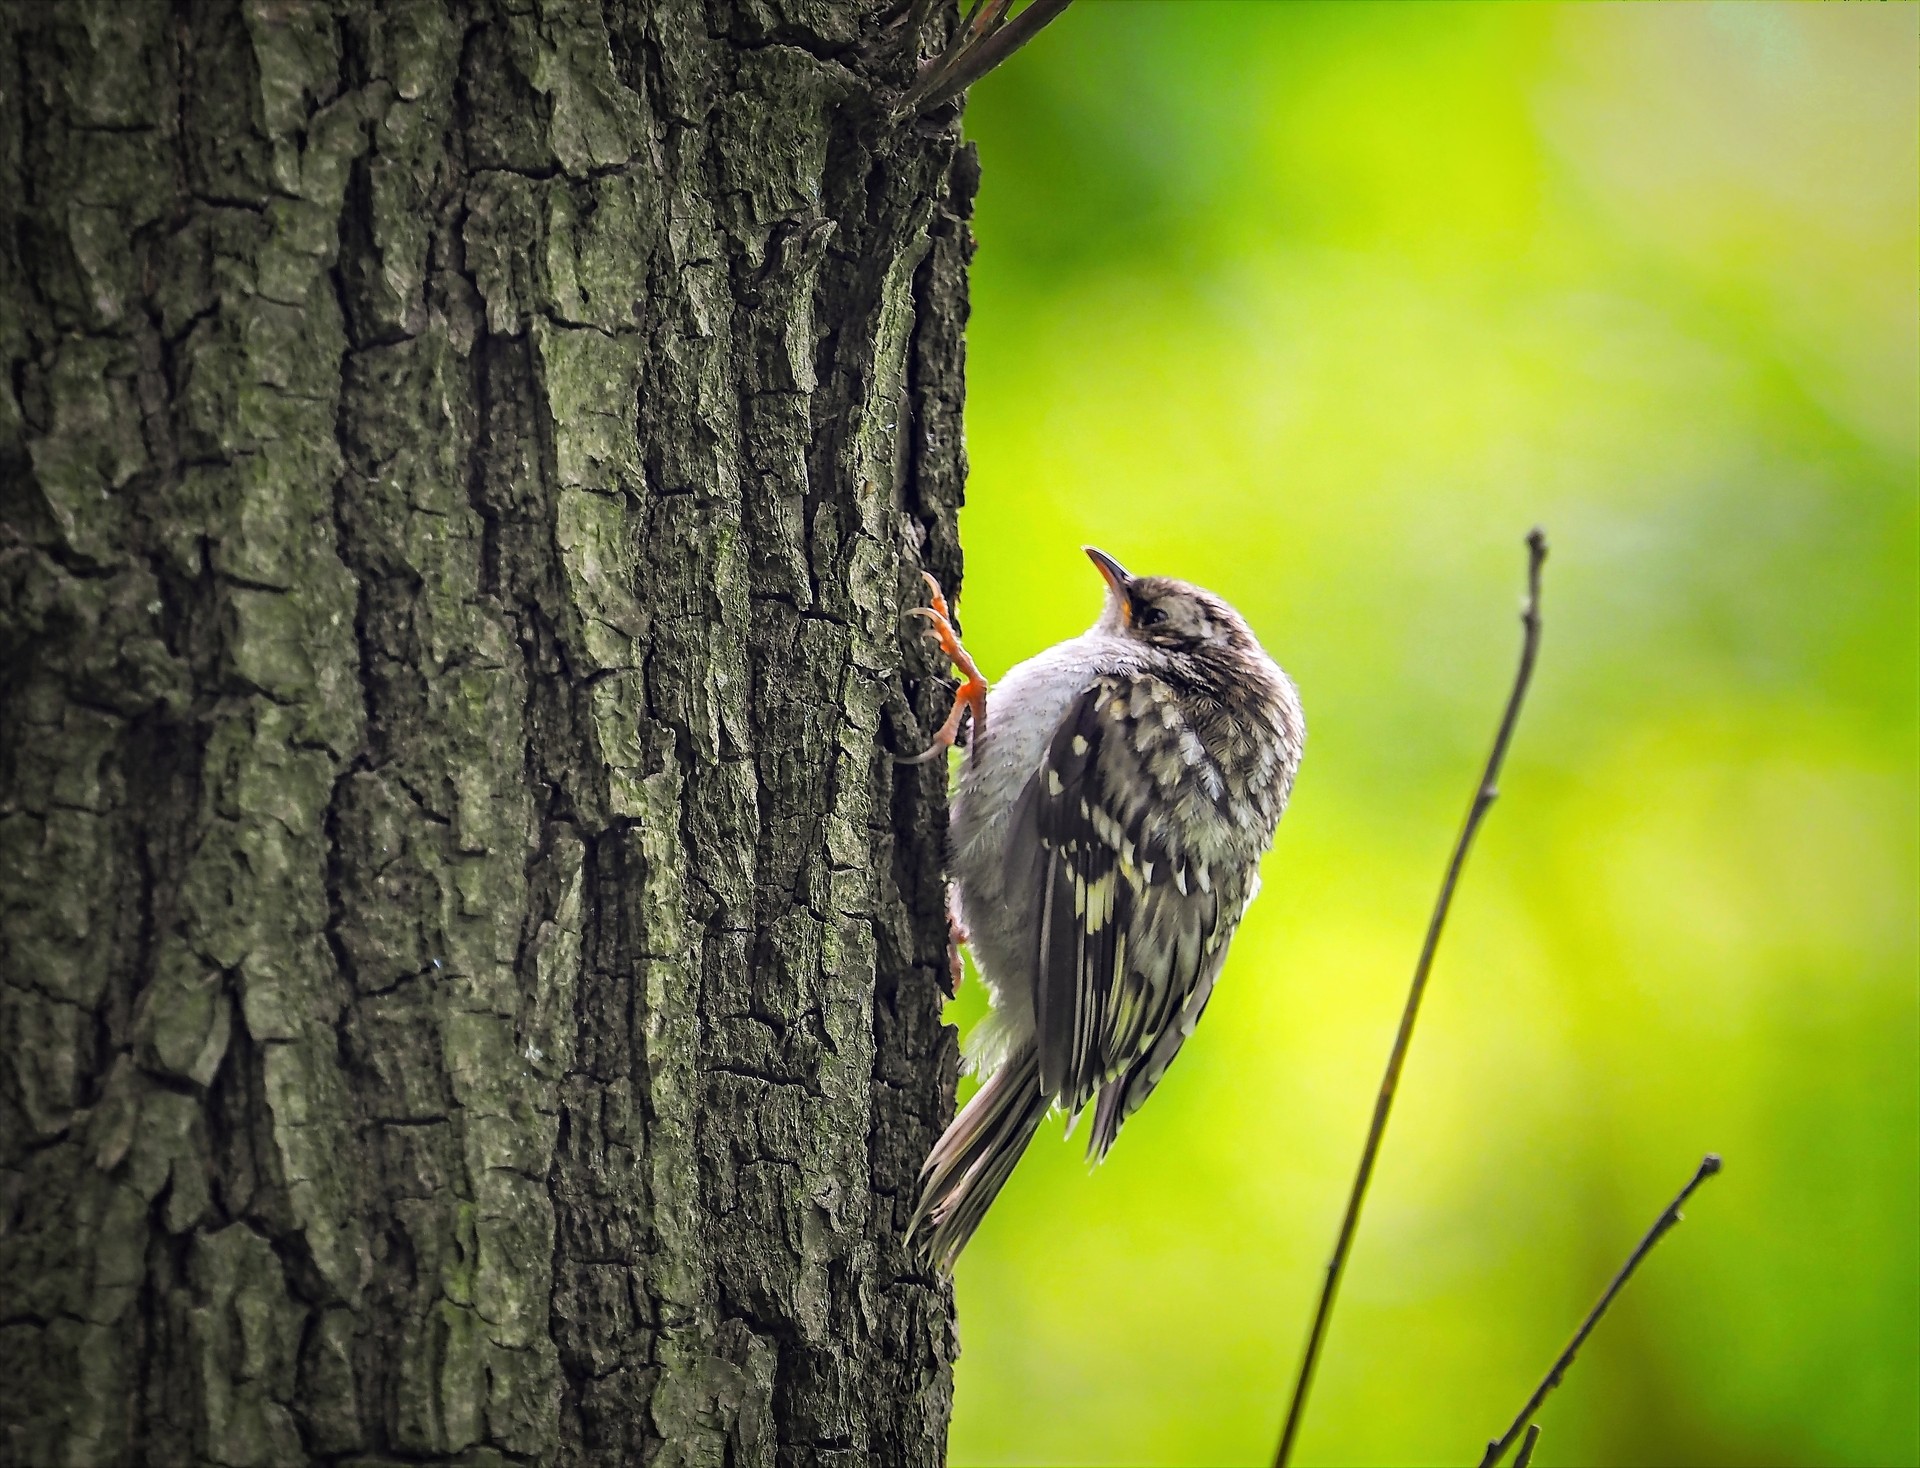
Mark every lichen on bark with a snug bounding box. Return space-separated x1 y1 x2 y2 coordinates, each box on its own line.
0 2 973 1463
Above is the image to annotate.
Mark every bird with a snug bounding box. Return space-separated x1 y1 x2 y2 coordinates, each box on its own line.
902 546 1305 1271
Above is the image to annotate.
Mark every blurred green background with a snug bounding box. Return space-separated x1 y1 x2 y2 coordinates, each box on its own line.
941 4 1918 1465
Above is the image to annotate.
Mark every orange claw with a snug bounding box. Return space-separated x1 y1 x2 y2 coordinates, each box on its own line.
900 571 989 765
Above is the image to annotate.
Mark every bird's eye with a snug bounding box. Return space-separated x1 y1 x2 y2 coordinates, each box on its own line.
1134 603 1167 629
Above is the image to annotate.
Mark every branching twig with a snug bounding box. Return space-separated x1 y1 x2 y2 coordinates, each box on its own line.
893 0 1076 117
1511 1423 1542 1468
1273 528 1550 1468
1478 1154 1724 1468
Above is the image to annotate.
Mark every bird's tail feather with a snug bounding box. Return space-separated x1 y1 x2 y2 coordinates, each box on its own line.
908 1044 1048 1272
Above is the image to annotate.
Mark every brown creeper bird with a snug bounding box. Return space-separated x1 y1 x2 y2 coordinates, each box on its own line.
905 547 1305 1271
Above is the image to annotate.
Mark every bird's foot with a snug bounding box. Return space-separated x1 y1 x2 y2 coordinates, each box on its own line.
899 572 988 765
944 911 969 998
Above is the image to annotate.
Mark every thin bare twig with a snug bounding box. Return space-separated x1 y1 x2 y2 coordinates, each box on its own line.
1511 1423 1542 1468
893 0 1075 117
1478 1154 1724 1468
1274 528 1550 1468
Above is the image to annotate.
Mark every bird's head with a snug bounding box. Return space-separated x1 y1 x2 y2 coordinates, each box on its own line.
1084 546 1261 660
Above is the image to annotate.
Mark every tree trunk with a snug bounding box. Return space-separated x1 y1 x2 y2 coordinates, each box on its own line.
0 1 971 1462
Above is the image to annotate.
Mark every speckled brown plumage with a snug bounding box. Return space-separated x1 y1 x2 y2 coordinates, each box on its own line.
907 548 1305 1270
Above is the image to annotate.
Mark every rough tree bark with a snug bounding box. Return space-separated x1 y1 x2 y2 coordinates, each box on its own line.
0 1 973 1462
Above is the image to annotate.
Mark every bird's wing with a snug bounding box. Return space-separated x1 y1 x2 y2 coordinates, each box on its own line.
1084 929 1233 1160
1014 673 1255 1135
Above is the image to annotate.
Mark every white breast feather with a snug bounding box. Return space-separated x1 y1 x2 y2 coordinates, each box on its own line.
946 631 1133 1064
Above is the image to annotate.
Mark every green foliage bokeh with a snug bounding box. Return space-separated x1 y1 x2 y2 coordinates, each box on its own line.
943 5 1918 1464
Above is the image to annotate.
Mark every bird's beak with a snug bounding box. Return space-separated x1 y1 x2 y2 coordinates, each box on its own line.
1084 546 1130 595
